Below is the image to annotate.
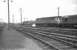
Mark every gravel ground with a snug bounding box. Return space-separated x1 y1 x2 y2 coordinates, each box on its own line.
0 26 43 50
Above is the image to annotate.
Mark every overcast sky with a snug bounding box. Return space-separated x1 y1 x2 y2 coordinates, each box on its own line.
0 0 77 23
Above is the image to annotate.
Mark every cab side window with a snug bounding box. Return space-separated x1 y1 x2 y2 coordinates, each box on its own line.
64 18 68 22
62 18 68 22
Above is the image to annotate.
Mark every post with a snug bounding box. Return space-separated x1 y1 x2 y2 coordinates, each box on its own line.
8 0 10 29
57 7 60 24
20 8 22 24
12 14 14 23
58 7 59 17
3 0 13 30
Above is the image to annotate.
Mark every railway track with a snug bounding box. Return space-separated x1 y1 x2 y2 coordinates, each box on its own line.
15 28 59 50
12 26 77 50
14 26 77 40
30 27 77 36
29 28 77 39
19 26 77 39
26 27 77 47
16 29 72 50
22 28 77 48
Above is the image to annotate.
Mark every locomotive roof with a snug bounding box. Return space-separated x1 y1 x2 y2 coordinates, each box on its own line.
64 15 77 18
37 16 62 20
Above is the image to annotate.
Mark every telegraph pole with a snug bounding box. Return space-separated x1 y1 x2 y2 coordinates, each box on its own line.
12 14 14 23
57 7 60 24
58 7 60 17
3 0 13 29
20 8 22 24
8 0 10 29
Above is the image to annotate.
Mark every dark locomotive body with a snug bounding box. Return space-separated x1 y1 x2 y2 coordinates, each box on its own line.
35 15 77 28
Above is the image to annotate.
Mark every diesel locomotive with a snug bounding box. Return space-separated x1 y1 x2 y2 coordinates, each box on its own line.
35 15 77 28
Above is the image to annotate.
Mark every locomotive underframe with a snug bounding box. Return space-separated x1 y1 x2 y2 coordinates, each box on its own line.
36 23 77 28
